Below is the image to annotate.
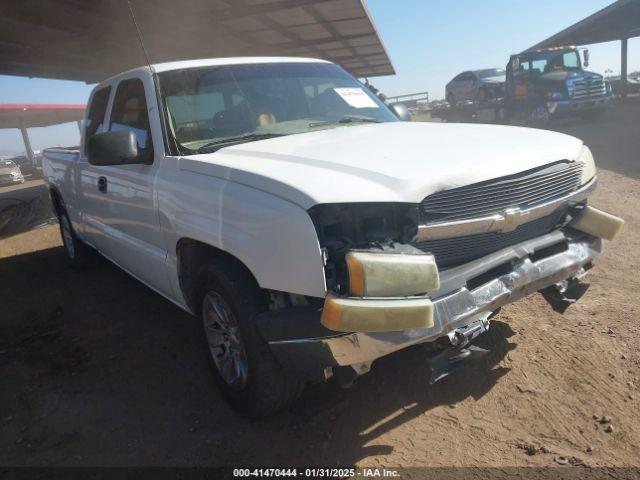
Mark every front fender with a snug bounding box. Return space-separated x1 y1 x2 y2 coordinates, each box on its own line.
160 165 327 301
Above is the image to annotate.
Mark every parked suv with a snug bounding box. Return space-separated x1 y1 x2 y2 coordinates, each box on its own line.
0 159 25 186
446 68 505 106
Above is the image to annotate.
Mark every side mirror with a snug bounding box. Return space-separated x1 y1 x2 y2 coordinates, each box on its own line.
512 57 520 71
88 130 143 166
583 49 590 67
390 103 411 121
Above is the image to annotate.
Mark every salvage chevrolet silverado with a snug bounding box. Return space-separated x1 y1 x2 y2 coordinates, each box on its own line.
43 57 624 417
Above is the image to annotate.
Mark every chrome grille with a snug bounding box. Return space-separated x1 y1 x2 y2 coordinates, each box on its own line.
569 77 606 99
413 210 565 268
420 161 583 223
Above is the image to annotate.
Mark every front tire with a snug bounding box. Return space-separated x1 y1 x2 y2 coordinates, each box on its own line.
197 259 305 417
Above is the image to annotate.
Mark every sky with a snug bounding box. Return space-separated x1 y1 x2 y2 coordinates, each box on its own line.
0 0 638 155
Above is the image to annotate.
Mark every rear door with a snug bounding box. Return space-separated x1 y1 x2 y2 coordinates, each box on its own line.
82 74 172 296
77 85 112 247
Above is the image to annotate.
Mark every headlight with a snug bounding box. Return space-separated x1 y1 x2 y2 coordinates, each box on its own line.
547 91 564 100
346 249 439 297
578 145 596 185
308 203 420 294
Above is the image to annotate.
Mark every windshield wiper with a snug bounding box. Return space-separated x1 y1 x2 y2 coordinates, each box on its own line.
309 116 381 128
195 133 285 153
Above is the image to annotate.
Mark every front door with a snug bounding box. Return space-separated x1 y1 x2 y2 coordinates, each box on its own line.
81 75 172 296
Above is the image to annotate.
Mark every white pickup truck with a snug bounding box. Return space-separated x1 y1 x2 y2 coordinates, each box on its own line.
43 57 623 417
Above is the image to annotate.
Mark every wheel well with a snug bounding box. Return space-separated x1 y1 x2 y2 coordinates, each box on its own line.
176 238 260 312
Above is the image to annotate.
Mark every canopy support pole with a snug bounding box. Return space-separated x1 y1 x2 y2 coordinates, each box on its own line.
77 119 82 133
621 36 628 98
20 124 36 167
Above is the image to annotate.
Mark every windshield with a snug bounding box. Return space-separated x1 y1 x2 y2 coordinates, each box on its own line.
1 160 17 168
159 62 398 154
517 50 582 75
476 68 505 79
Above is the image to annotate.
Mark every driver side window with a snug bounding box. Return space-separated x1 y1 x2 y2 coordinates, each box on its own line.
109 78 153 155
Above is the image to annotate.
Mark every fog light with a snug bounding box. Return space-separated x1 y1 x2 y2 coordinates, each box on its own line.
346 250 440 297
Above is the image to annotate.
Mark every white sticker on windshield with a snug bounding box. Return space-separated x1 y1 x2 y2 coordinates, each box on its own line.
333 88 379 108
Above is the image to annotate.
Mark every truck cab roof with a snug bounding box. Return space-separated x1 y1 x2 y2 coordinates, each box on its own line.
100 56 332 84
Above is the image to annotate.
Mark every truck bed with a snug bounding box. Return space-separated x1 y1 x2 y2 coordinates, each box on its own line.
43 147 80 163
42 147 80 203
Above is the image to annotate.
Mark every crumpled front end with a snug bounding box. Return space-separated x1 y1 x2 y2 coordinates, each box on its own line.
261 228 610 383
257 158 624 384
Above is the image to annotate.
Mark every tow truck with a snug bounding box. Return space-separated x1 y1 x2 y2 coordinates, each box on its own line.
432 46 613 125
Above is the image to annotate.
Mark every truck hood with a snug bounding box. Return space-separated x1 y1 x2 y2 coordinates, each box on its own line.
181 122 584 209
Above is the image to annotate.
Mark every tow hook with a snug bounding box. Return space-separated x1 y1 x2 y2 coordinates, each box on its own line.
427 315 491 384
540 276 590 313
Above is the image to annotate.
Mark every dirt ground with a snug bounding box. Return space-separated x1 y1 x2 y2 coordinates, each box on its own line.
1 100 639 470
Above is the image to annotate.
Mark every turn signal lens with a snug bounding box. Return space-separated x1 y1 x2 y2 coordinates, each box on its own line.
578 145 596 185
321 294 434 332
572 206 624 241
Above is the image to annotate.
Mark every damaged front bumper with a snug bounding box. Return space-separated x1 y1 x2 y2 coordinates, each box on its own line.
260 230 603 381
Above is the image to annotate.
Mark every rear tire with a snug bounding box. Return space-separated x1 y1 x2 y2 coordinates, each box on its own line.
197 258 305 418
58 210 97 270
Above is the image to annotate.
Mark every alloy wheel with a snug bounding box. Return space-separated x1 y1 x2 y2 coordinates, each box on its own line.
202 291 249 390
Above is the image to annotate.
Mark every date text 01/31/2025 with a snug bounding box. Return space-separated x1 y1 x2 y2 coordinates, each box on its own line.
232 468 400 477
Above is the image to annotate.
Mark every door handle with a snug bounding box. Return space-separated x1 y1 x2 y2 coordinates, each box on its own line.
98 176 107 193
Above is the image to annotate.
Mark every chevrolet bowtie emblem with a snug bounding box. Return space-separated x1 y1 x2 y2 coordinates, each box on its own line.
496 207 530 232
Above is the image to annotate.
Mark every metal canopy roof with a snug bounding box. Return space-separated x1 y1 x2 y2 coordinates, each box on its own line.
0 0 394 83
0 104 85 129
527 0 640 51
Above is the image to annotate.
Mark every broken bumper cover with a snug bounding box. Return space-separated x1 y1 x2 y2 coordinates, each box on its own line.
264 230 602 380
